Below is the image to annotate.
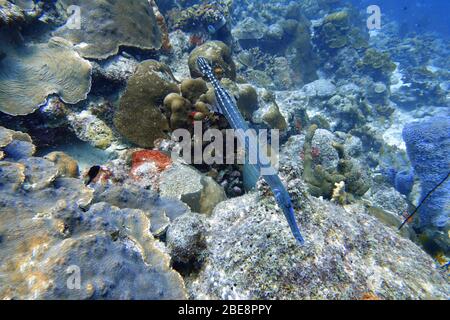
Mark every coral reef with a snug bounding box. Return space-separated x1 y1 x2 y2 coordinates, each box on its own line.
0 0 448 301
314 9 368 54
163 93 192 129
357 48 397 82
167 1 230 36
180 78 208 103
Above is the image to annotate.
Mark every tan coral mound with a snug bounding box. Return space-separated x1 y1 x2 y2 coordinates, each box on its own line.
44 151 79 178
114 60 179 148
53 0 162 60
188 41 236 81
0 37 92 116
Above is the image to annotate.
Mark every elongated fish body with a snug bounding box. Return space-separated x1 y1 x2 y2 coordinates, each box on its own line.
197 57 305 245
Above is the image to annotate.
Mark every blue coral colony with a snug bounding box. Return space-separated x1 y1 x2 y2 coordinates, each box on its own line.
0 0 448 300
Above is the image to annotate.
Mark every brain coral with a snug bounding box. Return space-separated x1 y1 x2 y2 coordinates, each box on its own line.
54 0 162 60
403 116 450 228
0 37 92 116
114 60 179 148
188 41 236 81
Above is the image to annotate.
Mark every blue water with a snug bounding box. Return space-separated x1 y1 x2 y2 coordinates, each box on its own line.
353 0 450 38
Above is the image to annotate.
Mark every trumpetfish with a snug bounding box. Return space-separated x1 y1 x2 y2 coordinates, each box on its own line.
197 57 305 245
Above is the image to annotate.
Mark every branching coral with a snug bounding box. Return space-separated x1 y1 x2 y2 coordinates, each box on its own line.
357 48 397 81
303 125 371 199
314 10 368 51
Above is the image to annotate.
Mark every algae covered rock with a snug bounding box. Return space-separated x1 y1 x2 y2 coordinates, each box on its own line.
0 126 35 162
68 110 114 150
363 182 413 239
54 0 162 60
236 84 259 120
232 17 267 41
188 190 449 299
262 103 287 130
159 163 227 215
311 129 340 171
2 134 35 160
166 212 207 266
0 0 25 27
114 60 179 148
0 37 92 116
188 41 236 81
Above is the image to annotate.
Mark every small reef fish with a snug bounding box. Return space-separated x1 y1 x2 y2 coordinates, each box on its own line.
85 165 101 186
197 56 305 245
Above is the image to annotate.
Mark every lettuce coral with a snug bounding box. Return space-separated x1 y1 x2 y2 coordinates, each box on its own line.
0 37 92 116
54 0 162 60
